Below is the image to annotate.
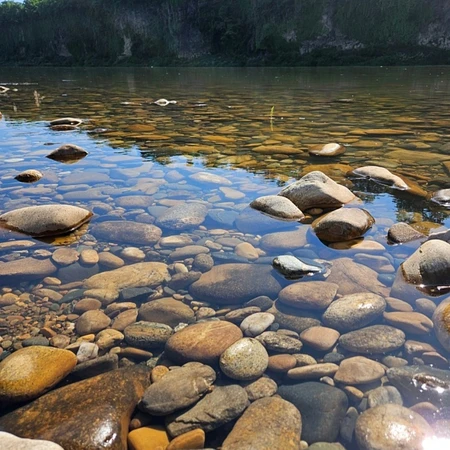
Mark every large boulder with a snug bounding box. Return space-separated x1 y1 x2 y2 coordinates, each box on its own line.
0 366 151 450
279 171 355 211
0 205 92 237
189 264 282 304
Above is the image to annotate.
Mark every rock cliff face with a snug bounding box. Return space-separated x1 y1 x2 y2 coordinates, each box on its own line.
0 0 449 65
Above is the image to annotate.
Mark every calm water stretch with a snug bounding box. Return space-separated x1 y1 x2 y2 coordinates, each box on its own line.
0 67 450 449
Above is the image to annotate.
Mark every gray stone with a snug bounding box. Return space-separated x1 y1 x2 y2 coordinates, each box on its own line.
0 431 64 450
240 312 275 337
279 171 355 211
366 386 403 408
272 255 322 279
156 203 208 230
322 293 386 332
256 331 303 353
124 321 173 350
92 221 162 245
243 377 278 401
387 222 425 244
139 364 216 415
46 144 87 162
166 385 248 437
250 195 304 220
339 325 405 354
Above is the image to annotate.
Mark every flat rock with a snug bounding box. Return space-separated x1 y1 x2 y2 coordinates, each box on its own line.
156 203 208 230
219 338 269 380
312 208 374 242
139 364 216 416
250 195 304 220
256 331 303 353
0 347 77 404
334 356 385 385
322 293 386 332
299 327 340 352
0 366 151 450
339 325 405 354
355 404 432 450
189 264 282 305
279 171 356 211
0 432 64 450
260 227 309 252
386 365 450 406
240 312 275 337
383 311 433 335
0 258 57 279
0 205 92 237
387 222 425 244
278 281 338 310
221 396 301 450
166 384 248 437
326 258 389 296
83 262 169 295
309 143 345 157
165 321 243 365
278 382 348 444
138 298 195 327
92 221 162 245
433 297 450 351
124 321 173 349
287 363 339 380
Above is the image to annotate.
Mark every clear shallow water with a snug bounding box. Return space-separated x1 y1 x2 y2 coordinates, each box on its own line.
0 67 450 447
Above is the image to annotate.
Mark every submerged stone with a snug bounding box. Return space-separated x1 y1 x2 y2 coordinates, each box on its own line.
92 221 162 245
0 366 151 450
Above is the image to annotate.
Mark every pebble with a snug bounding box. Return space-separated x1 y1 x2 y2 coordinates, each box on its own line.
219 338 268 380
75 310 111 335
287 363 339 380
334 356 385 385
95 329 124 350
128 425 170 450
256 331 303 353
243 376 277 401
240 312 275 336
267 354 297 372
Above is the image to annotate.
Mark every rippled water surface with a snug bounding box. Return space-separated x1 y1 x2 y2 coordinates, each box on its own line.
1 66 450 447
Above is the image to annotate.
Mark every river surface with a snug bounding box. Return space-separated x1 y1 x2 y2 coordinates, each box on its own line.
0 67 450 447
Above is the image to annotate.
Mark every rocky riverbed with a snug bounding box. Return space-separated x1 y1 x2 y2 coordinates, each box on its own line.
1 67 450 449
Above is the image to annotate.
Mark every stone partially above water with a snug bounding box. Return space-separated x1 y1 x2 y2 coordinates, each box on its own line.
249 195 305 220
272 255 322 279
387 222 425 244
312 208 375 243
46 144 87 163
0 347 77 404
92 221 162 245
190 264 282 304
433 297 450 351
309 143 346 157
279 171 356 211
0 205 93 237
0 366 151 450
431 188 450 207
14 169 43 183
155 203 208 230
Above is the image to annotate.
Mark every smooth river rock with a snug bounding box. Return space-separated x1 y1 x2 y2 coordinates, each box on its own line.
387 222 425 244
278 281 338 310
138 298 195 327
278 382 347 443
156 203 208 230
14 169 43 183
312 208 374 242
334 356 385 385
0 432 64 450
432 297 450 351
139 364 216 416
221 396 302 450
355 404 432 450
0 258 57 279
46 144 87 162
309 143 345 157
0 366 151 450
339 325 406 354
166 384 249 437
322 293 386 332
189 264 282 304
124 321 173 349
219 338 269 380
165 321 243 365
250 195 305 220
92 221 162 245
279 171 356 211
0 205 92 237
0 347 77 404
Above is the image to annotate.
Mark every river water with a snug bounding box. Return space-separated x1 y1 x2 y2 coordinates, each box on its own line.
0 66 450 447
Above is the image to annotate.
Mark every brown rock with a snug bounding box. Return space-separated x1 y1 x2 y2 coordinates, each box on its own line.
75 310 111 335
0 366 151 450
138 298 195 327
0 347 77 404
15 169 43 183
166 429 205 450
221 396 301 450
128 426 169 450
287 363 339 380
383 311 433 335
334 356 385 385
93 221 162 245
267 354 297 373
165 321 243 365
0 257 57 279
52 248 79 266
300 327 340 352
433 297 450 352
278 281 338 310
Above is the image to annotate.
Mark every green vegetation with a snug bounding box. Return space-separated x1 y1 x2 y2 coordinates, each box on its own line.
0 0 448 65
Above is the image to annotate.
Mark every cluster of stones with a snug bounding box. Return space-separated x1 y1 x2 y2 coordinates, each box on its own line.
1 153 450 449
